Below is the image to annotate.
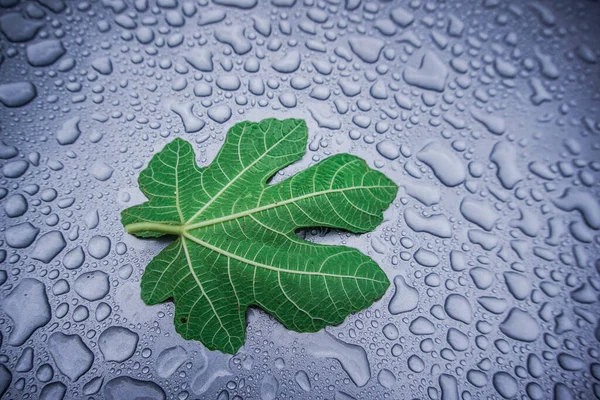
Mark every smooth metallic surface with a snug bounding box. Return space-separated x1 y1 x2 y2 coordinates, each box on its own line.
0 0 599 399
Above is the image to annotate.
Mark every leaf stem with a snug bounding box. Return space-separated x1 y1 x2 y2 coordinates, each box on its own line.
125 222 184 236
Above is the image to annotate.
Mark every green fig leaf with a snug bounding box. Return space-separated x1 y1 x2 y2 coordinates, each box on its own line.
122 118 398 354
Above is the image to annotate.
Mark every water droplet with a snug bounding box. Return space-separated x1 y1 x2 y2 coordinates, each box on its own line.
74 270 110 301
98 326 139 362
48 332 94 381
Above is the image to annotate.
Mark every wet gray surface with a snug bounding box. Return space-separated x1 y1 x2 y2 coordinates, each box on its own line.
1 0 600 399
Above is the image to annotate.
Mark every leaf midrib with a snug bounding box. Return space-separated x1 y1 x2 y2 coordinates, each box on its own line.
182 232 386 283
125 184 396 235
183 121 303 226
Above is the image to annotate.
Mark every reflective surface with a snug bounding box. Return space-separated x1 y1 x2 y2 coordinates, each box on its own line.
1 0 600 399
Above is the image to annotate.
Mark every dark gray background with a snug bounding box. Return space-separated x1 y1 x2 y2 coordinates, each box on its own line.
0 0 599 399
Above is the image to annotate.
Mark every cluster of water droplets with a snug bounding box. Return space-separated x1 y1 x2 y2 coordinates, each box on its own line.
0 0 599 398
